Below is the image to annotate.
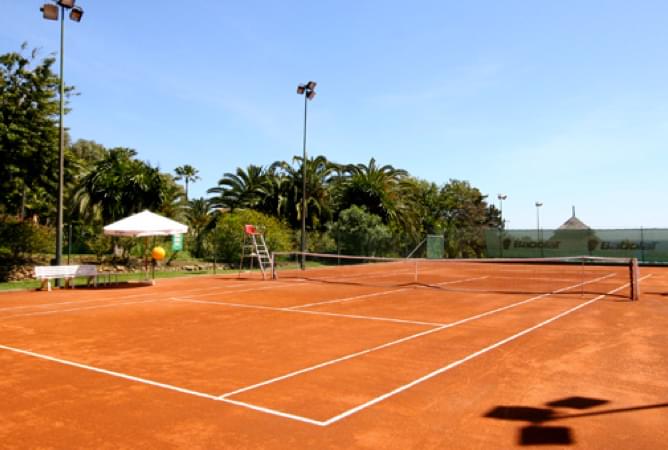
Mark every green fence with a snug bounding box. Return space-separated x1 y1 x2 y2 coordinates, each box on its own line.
426 235 445 259
484 228 668 263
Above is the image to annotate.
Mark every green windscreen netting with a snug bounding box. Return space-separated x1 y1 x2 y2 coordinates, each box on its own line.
426 235 444 259
485 228 668 263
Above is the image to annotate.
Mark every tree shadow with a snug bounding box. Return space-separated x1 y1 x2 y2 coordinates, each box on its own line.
484 396 668 446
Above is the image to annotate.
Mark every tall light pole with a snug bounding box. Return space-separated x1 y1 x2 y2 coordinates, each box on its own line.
497 194 507 257
40 0 84 283
296 81 316 269
535 201 543 257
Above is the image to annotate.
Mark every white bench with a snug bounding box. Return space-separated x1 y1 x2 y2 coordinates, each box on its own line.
34 265 98 291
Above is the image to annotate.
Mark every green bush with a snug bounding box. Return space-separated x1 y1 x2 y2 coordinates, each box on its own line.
306 230 337 254
87 233 113 263
209 210 293 265
328 206 392 256
0 217 54 260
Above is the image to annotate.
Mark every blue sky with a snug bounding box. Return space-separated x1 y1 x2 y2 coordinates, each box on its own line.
3 1 667 229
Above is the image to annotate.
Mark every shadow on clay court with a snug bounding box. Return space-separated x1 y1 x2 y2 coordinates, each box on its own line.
484 396 668 446
69 281 154 291
269 276 631 300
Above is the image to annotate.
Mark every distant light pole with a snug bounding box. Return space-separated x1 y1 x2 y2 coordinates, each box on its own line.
497 194 507 257
40 0 84 283
535 201 543 257
296 81 316 269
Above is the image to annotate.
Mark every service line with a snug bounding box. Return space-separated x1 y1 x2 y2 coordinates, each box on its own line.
0 272 641 429
320 275 651 426
216 273 616 400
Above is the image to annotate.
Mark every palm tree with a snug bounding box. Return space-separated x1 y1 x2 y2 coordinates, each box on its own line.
255 164 288 218
335 157 410 224
185 197 211 257
174 165 200 201
156 174 187 220
74 148 166 223
271 155 336 230
207 164 268 211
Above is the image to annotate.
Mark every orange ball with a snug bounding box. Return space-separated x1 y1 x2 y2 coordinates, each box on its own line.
151 246 166 261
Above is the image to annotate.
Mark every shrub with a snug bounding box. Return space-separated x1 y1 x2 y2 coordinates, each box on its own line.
0 217 54 260
209 210 292 265
328 206 392 256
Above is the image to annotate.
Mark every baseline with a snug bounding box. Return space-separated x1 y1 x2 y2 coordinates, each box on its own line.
0 342 325 426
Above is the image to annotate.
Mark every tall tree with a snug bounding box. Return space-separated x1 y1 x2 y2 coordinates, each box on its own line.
334 157 419 239
75 148 168 223
185 197 212 258
207 164 268 211
0 44 70 220
271 155 336 230
174 165 200 201
156 174 186 220
440 179 491 258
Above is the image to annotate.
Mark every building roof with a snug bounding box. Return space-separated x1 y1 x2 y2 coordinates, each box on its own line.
557 206 590 230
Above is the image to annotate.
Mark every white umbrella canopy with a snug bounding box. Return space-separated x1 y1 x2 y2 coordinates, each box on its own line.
103 210 188 237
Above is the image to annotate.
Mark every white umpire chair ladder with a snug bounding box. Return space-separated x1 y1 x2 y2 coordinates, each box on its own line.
239 224 273 279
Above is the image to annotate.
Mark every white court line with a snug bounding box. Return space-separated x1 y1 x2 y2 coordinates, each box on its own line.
320 275 650 426
219 398 326 426
0 299 161 321
179 282 303 299
0 292 159 313
0 342 325 426
287 276 490 310
0 279 291 320
0 284 229 314
288 288 409 309
0 272 639 428
216 273 616 400
0 282 293 317
168 297 444 327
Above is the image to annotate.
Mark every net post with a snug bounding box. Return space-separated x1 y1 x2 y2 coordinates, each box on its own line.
580 256 585 298
271 252 277 280
629 258 639 301
414 259 418 283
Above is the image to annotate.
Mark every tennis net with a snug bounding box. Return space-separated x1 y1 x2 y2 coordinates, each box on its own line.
271 252 640 300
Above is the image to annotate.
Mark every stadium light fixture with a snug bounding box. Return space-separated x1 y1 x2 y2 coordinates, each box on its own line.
69 6 84 21
41 4 59 19
40 0 85 285
296 80 317 269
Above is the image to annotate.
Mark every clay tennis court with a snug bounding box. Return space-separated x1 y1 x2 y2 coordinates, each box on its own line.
1 260 667 449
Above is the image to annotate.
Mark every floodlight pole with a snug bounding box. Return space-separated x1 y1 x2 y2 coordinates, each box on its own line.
535 201 543 257
301 92 308 268
297 81 316 269
41 0 84 286
56 5 65 274
497 194 507 257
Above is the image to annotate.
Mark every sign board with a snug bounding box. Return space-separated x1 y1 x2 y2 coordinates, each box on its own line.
172 234 184 251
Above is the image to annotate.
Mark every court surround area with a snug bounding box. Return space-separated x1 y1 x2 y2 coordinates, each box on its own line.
1 259 667 449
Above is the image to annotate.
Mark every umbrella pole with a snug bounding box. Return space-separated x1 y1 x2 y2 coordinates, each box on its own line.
151 236 155 282
144 237 149 281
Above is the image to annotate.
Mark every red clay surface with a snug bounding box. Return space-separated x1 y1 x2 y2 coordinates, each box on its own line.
1 262 667 449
